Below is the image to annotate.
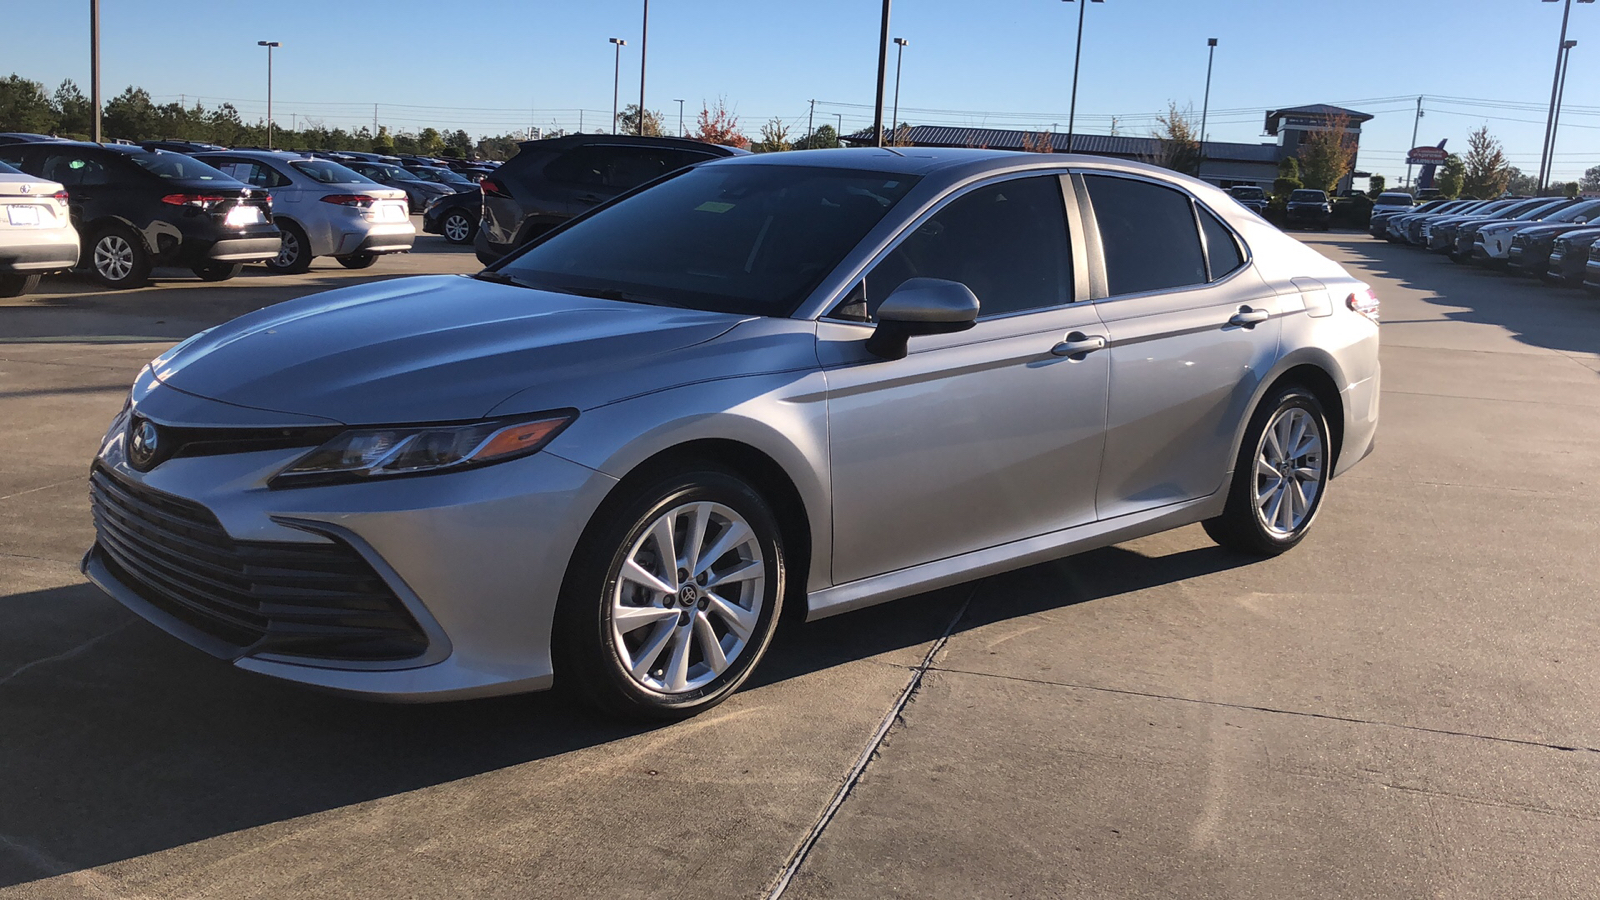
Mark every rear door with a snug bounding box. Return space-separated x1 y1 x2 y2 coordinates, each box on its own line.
1076 171 1284 520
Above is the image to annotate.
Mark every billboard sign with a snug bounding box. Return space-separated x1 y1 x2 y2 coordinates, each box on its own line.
1407 146 1448 165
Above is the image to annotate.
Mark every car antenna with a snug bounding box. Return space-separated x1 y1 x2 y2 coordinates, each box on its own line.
879 146 906 157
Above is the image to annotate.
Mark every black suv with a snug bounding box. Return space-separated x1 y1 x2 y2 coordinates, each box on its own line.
475 134 746 264
1285 189 1332 231
0 142 279 288
1227 185 1268 215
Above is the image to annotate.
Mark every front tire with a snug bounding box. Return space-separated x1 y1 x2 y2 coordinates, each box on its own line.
441 210 475 245
87 226 151 289
555 468 786 721
336 252 379 269
0 273 41 297
1203 385 1331 556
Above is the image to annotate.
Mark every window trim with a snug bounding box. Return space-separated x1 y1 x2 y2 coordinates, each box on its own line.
1069 167 1254 303
819 169 1086 326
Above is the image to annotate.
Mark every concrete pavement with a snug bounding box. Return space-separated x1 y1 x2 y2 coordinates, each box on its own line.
1 232 1596 898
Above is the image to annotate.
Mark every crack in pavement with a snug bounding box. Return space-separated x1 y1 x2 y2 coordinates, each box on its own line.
0 622 131 689
762 586 977 900
931 665 1600 756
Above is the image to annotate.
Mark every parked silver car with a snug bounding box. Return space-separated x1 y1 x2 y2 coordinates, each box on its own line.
84 150 1380 719
195 150 415 272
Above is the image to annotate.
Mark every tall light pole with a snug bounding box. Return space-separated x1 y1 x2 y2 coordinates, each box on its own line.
1404 96 1423 190
1062 0 1105 154
1198 37 1217 180
674 98 686 136
1537 0 1595 192
257 41 281 149
890 38 909 145
90 0 102 143
1547 39 1578 191
609 38 626 134
637 0 649 136
872 0 892 146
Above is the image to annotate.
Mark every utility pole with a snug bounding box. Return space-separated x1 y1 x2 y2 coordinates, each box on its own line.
610 38 627 134
676 98 686 136
1405 96 1423 190
373 104 378 137
90 0 101 143
257 41 282 149
1063 0 1104 153
835 112 843 145
808 99 815 146
891 38 909 146
1547 39 1578 191
1198 38 1217 180
872 0 892 146
638 0 649 136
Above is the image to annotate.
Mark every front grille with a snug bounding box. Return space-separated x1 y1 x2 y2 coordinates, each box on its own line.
90 465 428 661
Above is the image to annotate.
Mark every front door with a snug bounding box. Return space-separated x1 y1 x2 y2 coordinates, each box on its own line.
822 173 1110 585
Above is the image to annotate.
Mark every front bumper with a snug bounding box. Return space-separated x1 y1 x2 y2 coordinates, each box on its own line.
85 385 618 702
0 232 79 272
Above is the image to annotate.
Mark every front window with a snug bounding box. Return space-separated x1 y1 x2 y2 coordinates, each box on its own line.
494 164 920 316
289 159 376 185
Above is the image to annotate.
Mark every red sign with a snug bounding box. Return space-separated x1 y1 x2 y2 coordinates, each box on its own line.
1407 146 1448 165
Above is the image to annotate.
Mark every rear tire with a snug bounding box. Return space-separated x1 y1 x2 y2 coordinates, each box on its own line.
86 225 151 289
1203 385 1331 556
336 252 379 269
266 219 313 274
0 273 41 297
554 467 786 721
191 262 243 282
441 210 475 245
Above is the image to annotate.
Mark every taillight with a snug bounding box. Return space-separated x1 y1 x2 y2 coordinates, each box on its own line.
1347 288 1380 324
161 193 229 210
480 178 509 198
319 194 376 208
51 190 69 206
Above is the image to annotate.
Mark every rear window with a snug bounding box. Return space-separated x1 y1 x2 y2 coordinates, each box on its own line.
1229 186 1265 200
1374 194 1413 207
1290 190 1327 202
289 159 376 184
127 153 234 182
544 145 718 191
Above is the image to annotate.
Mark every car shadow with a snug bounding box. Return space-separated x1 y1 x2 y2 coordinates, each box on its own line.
0 541 1252 886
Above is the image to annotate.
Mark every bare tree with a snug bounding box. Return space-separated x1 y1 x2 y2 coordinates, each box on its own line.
1147 102 1201 176
1020 131 1055 154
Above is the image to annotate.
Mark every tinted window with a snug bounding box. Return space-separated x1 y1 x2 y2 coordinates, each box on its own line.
862 175 1073 319
40 151 116 187
1547 200 1600 223
1229 186 1265 200
1374 194 1413 207
545 145 714 191
289 159 375 184
127 153 232 182
1290 190 1327 202
497 164 918 316
1083 174 1206 295
1198 206 1244 280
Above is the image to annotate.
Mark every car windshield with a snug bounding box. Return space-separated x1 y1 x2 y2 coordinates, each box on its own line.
1374 194 1412 207
128 153 234 182
1546 200 1600 223
1510 200 1568 221
495 163 920 316
1229 187 1265 200
372 164 422 182
290 159 377 184
1290 190 1326 202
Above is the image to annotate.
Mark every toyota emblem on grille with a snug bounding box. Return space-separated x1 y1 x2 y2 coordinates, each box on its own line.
128 417 161 471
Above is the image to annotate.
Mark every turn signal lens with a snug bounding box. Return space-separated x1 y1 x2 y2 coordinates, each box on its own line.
271 411 577 488
1347 288 1380 324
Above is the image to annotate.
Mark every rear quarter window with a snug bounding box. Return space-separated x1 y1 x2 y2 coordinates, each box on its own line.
1082 174 1207 296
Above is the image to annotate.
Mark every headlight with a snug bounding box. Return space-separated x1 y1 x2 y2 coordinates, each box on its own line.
271 411 576 488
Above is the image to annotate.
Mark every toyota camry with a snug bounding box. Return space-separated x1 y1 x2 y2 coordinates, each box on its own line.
85 148 1380 720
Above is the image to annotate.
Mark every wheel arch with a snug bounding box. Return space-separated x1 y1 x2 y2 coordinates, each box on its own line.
1237 351 1348 474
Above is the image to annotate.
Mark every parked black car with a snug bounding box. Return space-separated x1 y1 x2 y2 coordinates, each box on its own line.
1227 185 1267 215
422 188 482 244
0 133 66 146
1370 198 1448 238
1285 189 1331 230
1545 227 1600 285
0 142 278 288
342 160 455 213
403 164 479 192
1506 200 1600 276
475 134 747 264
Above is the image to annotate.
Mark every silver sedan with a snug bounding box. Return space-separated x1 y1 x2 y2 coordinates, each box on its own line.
85 149 1380 719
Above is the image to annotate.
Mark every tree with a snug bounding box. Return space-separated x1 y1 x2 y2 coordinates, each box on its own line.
1297 113 1357 194
448 129 473 157
692 98 748 149
372 125 396 156
0 75 57 133
1564 181 1580 199
1580 165 1600 194
754 117 792 153
617 104 664 137
1149 102 1201 176
1272 156 1302 201
795 124 839 150
1020 131 1055 153
1365 174 1386 198
418 127 444 156
1436 153 1465 199
102 86 156 141
1461 126 1510 199
1505 166 1540 196
53 79 92 137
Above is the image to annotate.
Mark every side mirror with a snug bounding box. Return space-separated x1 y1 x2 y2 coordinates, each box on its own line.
864 278 980 360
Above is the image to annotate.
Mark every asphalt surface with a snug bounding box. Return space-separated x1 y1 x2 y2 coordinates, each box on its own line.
2 229 1598 899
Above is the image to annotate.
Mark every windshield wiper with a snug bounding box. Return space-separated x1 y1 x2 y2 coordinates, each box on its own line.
550 285 681 308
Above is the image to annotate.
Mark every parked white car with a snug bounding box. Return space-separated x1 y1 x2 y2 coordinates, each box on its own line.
0 160 78 297
194 150 414 273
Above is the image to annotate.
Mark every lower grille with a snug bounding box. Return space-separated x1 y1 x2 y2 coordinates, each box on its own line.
90 465 428 661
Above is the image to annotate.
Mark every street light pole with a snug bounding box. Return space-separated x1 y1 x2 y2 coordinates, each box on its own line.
1536 0 1594 192
257 41 281 149
835 112 843 146
1404 96 1423 190
609 38 626 134
1198 38 1217 180
872 0 892 146
1062 0 1104 154
1547 39 1578 191
675 98 686 136
637 0 649 136
90 0 101 143
891 38 909 145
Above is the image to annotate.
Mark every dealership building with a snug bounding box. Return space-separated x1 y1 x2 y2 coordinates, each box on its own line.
844 103 1372 193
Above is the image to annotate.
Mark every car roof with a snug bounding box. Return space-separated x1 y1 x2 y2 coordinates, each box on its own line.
516 133 750 156
704 146 1231 183
195 149 317 161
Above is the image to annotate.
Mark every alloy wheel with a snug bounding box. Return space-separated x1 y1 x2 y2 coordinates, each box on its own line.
610 501 765 694
1253 407 1324 536
94 235 134 282
276 232 300 267
443 213 470 242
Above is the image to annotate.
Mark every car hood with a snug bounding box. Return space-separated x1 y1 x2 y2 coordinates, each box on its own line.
1514 222 1595 241
149 275 751 425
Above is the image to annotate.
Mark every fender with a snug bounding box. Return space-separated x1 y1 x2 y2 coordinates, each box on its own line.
1225 344 1351 479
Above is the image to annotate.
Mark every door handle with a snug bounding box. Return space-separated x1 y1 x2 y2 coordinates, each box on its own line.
1228 307 1271 328
1050 332 1107 358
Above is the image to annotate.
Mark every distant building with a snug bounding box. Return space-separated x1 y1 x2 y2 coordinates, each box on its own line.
843 103 1372 193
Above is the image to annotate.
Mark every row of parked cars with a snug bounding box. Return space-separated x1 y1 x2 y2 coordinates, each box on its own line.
1370 192 1600 290
0 132 498 296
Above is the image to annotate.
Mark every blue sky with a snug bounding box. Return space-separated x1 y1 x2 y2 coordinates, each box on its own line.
4 0 1595 181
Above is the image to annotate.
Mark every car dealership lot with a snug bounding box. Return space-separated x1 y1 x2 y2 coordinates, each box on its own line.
2 232 1598 898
